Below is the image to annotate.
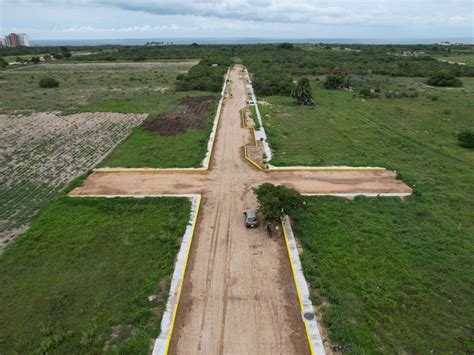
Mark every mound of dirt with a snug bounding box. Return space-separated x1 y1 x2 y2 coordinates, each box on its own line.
144 95 216 136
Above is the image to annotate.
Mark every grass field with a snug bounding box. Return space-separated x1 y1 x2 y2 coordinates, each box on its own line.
0 61 196 114
260 77 474 353
434 52 474 66
0 195 190 353
97 92 218 168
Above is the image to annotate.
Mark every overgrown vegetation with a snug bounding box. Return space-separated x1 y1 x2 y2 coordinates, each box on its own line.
426 73 463 87
176 59 229 92
0 61 196 114
259 76 474 353
0 196 191 353
253 183 303 221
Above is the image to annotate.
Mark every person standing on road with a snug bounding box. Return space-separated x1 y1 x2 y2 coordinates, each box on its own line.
266 222 273 238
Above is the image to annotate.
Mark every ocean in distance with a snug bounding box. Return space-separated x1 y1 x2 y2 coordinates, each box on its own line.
32 37 474 46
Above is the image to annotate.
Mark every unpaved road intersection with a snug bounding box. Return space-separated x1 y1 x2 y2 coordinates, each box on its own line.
71 65 411 354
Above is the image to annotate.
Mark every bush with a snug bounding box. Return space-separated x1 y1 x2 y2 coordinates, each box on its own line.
253 183 304 221
291 77 314 105
0 57 7 68
359 88 378 99
458 130 474 148
426 73 463 87
39 77 60 88
324 74 350 90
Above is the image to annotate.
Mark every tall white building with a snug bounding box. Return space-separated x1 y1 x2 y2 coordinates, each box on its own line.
18 34 30 47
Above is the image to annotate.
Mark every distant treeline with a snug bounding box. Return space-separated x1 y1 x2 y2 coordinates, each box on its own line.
1 43 473 95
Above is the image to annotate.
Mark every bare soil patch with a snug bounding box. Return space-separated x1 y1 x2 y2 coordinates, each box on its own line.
0 112 146 250
144 96 216 136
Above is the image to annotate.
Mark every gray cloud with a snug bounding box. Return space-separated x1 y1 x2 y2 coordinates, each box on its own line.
9 0 473 26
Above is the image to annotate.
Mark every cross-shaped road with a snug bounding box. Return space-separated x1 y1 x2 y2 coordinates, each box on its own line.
71 65 410 354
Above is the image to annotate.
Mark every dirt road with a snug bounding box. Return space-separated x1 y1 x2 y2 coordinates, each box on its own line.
71 65 411 354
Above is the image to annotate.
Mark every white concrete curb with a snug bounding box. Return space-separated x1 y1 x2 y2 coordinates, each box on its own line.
244 68 273 161
303 192 412 198
153 195 201 355
282 215 326 355
268 165 386 170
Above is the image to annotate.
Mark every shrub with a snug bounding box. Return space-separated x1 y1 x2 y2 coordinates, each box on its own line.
39 77 60 88
0 57 7 68
253 183 304 221
458 130 474 148
426 73 463 87
291 77 314 105
324 74 350 90
30 56 40 64
359 88 378 99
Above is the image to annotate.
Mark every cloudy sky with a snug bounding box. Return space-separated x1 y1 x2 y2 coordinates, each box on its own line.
1 0 473 40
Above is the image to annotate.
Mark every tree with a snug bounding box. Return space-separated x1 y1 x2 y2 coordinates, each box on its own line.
291 78 314 105
0 57 7 68
252 183 304 221
30 56 40 64
63 51 72 59
458 130 474 149
426 73 463 87
39 77 60 88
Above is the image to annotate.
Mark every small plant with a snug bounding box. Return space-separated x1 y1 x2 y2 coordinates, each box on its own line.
458 129 474 149
39 77 60 88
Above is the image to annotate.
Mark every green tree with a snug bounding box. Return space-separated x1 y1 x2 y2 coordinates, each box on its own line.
291 77 314 105
0 57 7 68
30 56 40 64
253 183 304 221
458 130 474 148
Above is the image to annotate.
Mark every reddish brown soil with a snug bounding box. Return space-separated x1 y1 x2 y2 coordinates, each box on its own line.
144 96 216 136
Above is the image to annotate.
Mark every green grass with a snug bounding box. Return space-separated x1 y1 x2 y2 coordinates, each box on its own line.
0 195 191 354
0 61 195 114
98 92 218 168
260 77 474 353
434 53 474 66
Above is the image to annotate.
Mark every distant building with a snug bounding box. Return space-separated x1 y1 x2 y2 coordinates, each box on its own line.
402 50 427 58
2 33 30 47
18 34 30 47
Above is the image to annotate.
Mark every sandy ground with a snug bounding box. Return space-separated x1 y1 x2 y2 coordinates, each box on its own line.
0 112 146 251
71 65 411 354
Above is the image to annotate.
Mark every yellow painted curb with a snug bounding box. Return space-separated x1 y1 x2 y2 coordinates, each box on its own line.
244 146 264 170
93 168 207 173
269 167 386 172
164 195 202 354
281 220 315 355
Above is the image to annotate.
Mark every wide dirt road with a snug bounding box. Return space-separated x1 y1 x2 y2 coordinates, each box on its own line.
71 65 411 354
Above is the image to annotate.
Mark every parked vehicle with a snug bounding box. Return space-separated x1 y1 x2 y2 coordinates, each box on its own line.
243 209 258 228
